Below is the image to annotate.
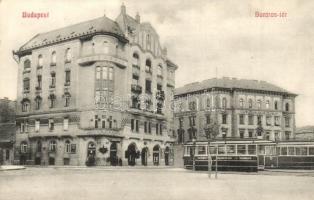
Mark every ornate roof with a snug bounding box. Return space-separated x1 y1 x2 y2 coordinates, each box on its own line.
175 77 296 96
17 16 126 53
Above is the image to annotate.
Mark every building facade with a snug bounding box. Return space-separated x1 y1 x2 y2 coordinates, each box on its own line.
12 4 177 166
295 126 314 140
174 77 296 143
0 97 16 165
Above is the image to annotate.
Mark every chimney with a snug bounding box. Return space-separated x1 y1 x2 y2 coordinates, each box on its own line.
135 12 140 23
121 3 126 15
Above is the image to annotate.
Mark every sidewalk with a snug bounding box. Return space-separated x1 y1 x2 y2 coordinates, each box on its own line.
0 165 26 171
264 168 314 174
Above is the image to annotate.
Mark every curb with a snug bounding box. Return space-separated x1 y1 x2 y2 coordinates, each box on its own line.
0 165 26 171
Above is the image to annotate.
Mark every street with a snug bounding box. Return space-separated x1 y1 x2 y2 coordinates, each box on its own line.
0 167 314 200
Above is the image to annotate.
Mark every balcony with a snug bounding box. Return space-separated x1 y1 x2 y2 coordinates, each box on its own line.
131 84 142 94
77 54 127 68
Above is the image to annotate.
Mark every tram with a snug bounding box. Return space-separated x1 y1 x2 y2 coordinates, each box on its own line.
183 139 314 172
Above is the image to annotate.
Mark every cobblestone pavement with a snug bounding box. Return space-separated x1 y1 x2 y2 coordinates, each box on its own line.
0 167 313 200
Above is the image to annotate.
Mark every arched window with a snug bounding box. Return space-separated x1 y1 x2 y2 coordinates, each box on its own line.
24 59 31 70
248 99 253 109
257 100 261 109
38 55 43 67
274 101 278 110
21 98 30 112
222 97 227 109
65 140 71 153
146 34 151 49
20 142 28 153
51 51 56 65
285 103 290 111
49 140 57 152
266 100 270 109
133 53 140 66
65 48 71 63
145 59 152 73
239 98 244 108
157 64 163 77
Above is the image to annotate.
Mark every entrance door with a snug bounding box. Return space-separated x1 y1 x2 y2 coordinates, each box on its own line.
164 147 170 166
86 142 96 166
35 157 41 165
20 155 27 165
127 143 137 166
153 145 160 166
110 143 118 166
141 147 148 166
49 157 55 165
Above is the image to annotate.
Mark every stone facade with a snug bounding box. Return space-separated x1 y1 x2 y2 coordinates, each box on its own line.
12 4 177 166
174 77 296 143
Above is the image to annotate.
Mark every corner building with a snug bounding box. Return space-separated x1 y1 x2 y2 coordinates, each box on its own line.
13 4 178 166
174 78 296 143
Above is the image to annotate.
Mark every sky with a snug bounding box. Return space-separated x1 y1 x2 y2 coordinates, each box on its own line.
0 0 313 127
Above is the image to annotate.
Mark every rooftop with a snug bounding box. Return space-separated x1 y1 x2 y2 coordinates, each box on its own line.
175 77 296 96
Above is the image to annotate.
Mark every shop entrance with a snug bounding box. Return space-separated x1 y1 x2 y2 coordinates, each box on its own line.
153 145 160 166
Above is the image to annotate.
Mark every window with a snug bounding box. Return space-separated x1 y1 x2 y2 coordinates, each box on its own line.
135 120 139 132
285 131 290 140
189 101 197 111
248 115 254 125
257 100 261 109
266 116 272 126
206 97 211 108
239 98 244 108
65 48 71 62
108 67 113 81
296 147 307 155
48 119 54 131
38 54 43 67
274 132 280 141
65 140 71 153
24 59 31 70
21 100 30 112
35 96 42 110
156 123 159 135
222 114 227 124
145 79 152 94
226 145 236 155
146 34 151 49
266 100 270 109
65 70 71 85
218 145 226 155
248 99 253 109
309 147 314 155
35 120 40 132
222 98 227 109
281 147 287 155
189 116 196 126
50 72 56 88
20 142 28 153
197 146 206 155
71 144 76 153
145 59 152 73
274 116 280 126
248 145 256 155
103 41 109 54
239 114 244 125
148 122 151 134
222 129 227 138
239 130 245 138
36 75 42 89
102 116 106 128
64 93 71 107
265 132 270 140
206 115 210 124
131 119 134 132
49 94 56 108
237 145 246 155
144 122 148 133
248 130 253 138
20 122 25 133
285 117 290 127
274 101 278 110
37 141 42 152
157 64 163 77
132 53 140 65
285 103 290 111
96 67 101 80
63 118 69 131
49 140 57 152
257 115 262 125
159 124 163 135
95 115 99 128
179 118 184 128
51 51 56 65
23 78 30 91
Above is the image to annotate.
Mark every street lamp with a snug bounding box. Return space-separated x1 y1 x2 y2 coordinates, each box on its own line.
192 137 196 171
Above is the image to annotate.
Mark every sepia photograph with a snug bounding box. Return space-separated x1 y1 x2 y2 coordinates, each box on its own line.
0 0 314 200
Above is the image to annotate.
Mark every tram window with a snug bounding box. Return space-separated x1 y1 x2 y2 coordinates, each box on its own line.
209 146 217 155
288 147 295 155
296 147 307 155
226 145 236 155
237 145 246 155
197 146 206 155
218 145 226 155
185 146 191 156
266 146 276 155
258 145 265 155
248 145 256 155
281 147 287 156
309 147 314 155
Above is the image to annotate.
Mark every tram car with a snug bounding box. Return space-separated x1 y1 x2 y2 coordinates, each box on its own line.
183 139 314 172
